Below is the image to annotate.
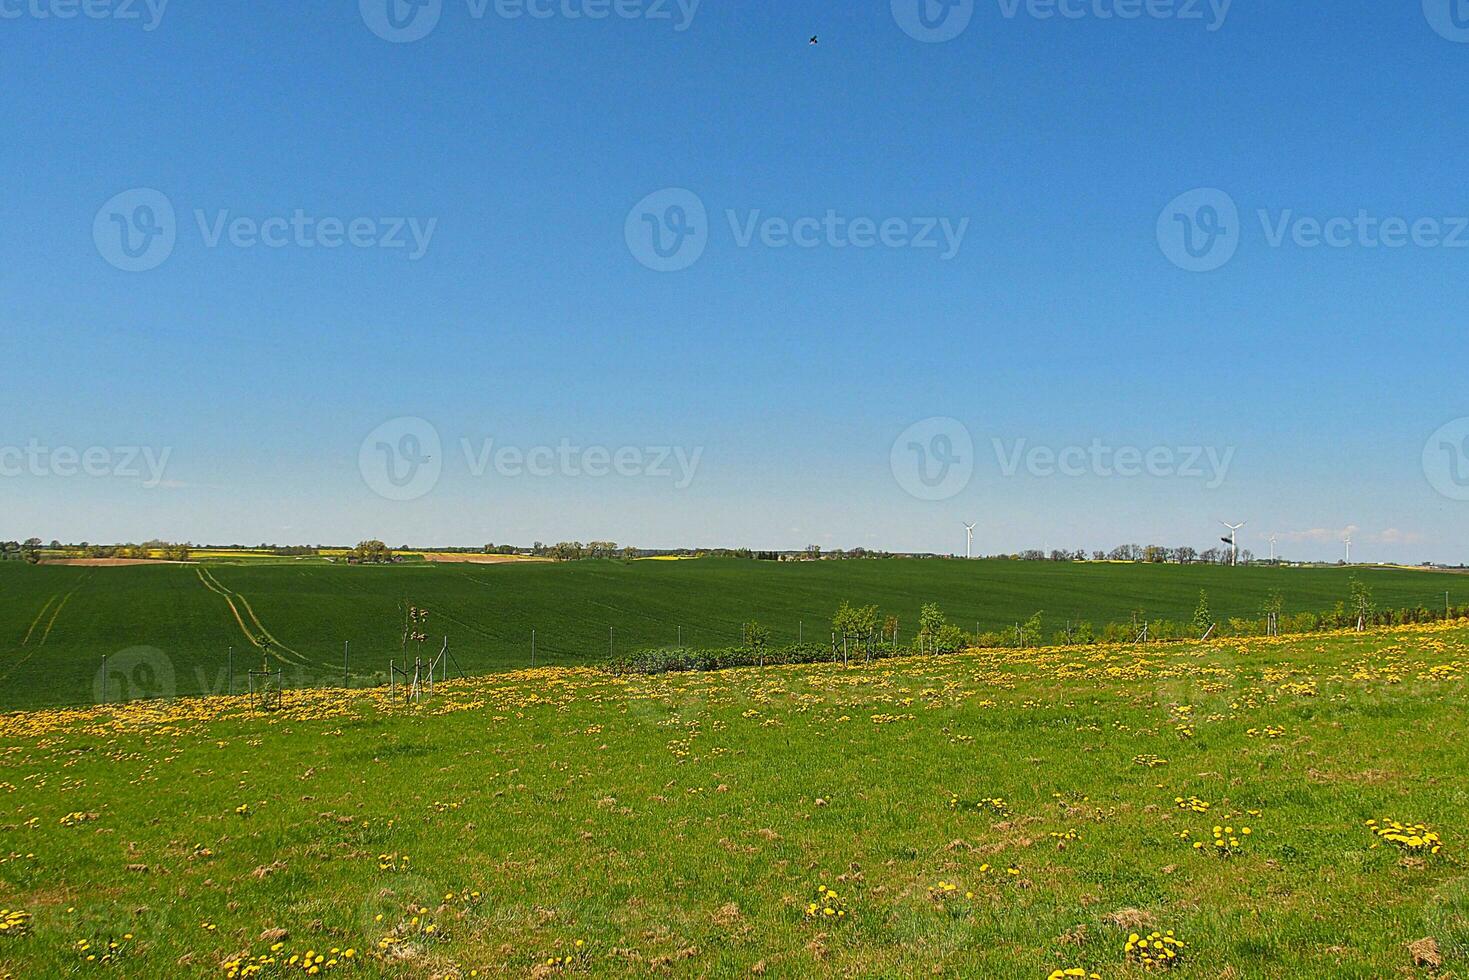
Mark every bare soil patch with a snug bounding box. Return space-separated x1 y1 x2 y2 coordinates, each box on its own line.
419 553 550 565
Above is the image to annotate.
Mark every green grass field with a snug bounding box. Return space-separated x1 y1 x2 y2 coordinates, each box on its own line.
0 558 1463 709
0 621 1465 977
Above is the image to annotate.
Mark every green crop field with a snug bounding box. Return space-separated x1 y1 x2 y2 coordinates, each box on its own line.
0 558 1463 709
0 621 1466 978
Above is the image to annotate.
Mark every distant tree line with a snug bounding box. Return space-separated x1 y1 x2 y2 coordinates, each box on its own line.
53 540 194 561
450 544 938 561
529 541 640 561
0 539 42 563
996 545 1259 565
4 540 333 561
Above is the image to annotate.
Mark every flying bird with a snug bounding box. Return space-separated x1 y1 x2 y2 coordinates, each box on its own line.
809 35 819 45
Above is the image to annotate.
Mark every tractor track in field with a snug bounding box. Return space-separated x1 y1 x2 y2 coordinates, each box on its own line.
195 567 310 666
37 590 75 646
21 596 57 646
422 606 500 643
1 572 95 688
21 571 95 648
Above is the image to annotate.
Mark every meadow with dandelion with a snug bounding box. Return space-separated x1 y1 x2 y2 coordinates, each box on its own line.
0 621 1467 977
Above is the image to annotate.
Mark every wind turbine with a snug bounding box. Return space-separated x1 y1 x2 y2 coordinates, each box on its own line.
1220 520 1246 567
1268 534 1278 562
1344 534 1352 565
963 523 976 559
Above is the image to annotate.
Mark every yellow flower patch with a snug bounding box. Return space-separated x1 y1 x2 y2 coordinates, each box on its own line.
1124 930 1184 970
0 909 30 936
1366 819 1443 855
805 884 849 920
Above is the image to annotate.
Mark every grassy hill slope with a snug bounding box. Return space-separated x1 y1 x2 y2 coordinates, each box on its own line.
0 622 1466 977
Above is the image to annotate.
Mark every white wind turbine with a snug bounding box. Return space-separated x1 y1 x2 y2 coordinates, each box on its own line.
963 523 976 559
1220 520 1246 567
1344 534 1352 565
1268 534 1278 562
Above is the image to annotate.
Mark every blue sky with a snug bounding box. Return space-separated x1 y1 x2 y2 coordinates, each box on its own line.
3 0 1467 562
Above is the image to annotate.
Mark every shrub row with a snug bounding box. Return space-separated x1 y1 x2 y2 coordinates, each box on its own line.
606 604 1469 676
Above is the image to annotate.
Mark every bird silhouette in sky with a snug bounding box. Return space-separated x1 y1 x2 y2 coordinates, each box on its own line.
809 35 819 45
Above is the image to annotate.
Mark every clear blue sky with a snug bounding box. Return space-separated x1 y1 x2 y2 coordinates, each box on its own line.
3 1 1467 562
